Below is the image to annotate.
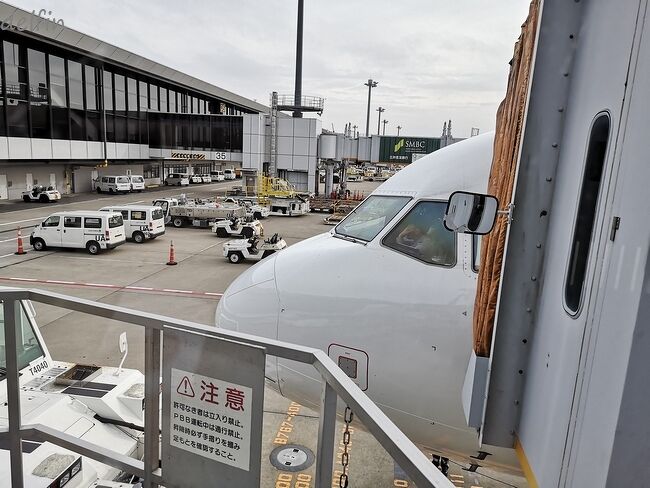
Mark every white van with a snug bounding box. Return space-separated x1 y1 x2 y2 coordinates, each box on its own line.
128 175 145 192
96 175 131 194
99 205 165 243
223 169 236 180
210 171 225 182
30 211 126 255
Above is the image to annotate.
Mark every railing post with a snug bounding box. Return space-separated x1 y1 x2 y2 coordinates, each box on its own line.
143 327 161 488
4 299 23 488
315 381 337 488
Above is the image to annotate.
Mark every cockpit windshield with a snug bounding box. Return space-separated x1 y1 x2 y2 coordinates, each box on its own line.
335 195 411 242
0 302 46 373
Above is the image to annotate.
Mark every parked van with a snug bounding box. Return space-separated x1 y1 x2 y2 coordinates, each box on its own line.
210 171 225 182
129 175 145 192
224 169 236 180
96 176 131 194
99 205 165 243
30 211 126 255
165 173 190 186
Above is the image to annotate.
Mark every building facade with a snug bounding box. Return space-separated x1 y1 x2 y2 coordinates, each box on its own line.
0 4 267 199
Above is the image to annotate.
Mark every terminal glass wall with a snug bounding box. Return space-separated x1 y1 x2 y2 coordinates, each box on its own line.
0 32 251 149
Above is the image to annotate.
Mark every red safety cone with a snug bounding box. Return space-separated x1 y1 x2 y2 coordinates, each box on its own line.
166 240 177 266
15 227 26 255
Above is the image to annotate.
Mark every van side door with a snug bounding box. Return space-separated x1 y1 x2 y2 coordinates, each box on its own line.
39 216 62 246
61 216 83 247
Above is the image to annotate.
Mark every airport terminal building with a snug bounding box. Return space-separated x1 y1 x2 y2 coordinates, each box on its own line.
0 4 268 199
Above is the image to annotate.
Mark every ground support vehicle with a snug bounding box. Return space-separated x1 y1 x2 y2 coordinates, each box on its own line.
210 171 225 182
224 168 236 180
0 295 146 486
223 233 286 263
189 174 203 184
21 185 61 203
309 197 360 215
222 197 270 219
267 196 310 216
99 205 165 243
211 217 263 238
128 175 145 192
164 173 189 186
201 174 212 183
95 176 131 194
30 211 126 255
152 198 246 228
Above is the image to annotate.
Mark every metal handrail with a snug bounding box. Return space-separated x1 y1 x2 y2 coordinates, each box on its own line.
276 94 324 110
0 288 453 488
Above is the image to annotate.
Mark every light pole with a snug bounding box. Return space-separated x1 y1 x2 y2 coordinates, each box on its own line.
364 79 378 137
376 106 385 135
382 119 388 135
397 125 402 136
352 124 358 138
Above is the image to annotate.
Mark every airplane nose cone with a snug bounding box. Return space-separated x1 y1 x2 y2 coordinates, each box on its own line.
216 254 280 338
215 255 281 384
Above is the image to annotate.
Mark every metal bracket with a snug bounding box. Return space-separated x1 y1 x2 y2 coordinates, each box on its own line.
497 202 515 224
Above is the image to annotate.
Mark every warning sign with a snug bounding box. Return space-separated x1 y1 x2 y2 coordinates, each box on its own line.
170 368 253 471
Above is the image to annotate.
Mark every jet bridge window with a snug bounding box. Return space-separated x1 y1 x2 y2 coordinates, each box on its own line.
383 201 456 267
335 195 411 242
0 303 45 372
565 113 610 314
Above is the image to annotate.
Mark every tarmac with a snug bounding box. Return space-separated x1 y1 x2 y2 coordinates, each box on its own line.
0 179 528 488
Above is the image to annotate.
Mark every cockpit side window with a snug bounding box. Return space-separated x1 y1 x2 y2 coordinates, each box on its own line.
0 302 46 372
382 200 456 267
335 195 411 242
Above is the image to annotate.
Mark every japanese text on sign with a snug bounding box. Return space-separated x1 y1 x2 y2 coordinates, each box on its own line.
170 368 253 471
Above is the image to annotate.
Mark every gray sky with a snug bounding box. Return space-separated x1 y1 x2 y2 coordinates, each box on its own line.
11 0 530 138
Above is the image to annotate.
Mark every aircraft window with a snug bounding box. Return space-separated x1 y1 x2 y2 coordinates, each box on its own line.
383 201 456 267
0 302 46 372
565 113 610 314
335 195 410 242
472 235 481 272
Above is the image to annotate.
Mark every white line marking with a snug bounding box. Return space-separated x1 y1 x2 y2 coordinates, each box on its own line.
0 253 17 259
162 289 193 294
5 276 36 281
125 286 154 291
0 217 44 227
0 237 18 243
84 283 117 288
45 280 75 284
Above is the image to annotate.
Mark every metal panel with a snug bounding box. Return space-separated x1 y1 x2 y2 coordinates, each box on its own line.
161 328 265 488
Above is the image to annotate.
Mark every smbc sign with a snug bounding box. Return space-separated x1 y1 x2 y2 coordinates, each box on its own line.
379 136 441 163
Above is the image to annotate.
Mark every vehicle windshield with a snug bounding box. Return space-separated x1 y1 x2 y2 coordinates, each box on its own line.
108 214 123 228
335 195 411 242
0 302 46 372
132 176 144 182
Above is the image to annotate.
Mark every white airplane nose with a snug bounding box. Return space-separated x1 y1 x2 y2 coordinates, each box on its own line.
215 255 281 383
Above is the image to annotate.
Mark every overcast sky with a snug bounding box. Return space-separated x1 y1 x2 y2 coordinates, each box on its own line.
11 0 530 138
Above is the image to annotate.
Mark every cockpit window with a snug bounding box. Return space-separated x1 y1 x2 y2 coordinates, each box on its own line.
0 302 46 372
383 201 456 266
335 195 411 242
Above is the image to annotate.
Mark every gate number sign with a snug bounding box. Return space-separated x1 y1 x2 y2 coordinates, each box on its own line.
170 368 253 471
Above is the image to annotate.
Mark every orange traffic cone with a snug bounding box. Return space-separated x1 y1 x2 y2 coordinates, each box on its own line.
15 227 26 255
166 240 177 266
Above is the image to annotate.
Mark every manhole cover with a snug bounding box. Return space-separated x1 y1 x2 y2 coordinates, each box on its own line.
270 444 315 472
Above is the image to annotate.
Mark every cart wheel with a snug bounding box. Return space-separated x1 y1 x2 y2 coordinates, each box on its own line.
242 227 254 238
39 194 49 203
216 227 228 237
23 195 30 202
228 252 242 263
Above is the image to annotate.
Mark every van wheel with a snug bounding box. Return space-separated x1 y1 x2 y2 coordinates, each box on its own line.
216 227 228 238
86 241 101 255
109 188 114 194
172 217 184 228
39 195 49 203
96 187 102 193
228 251 243 263
132 231 145 244
164 181 168 186
138 189 143 193
23 195 30 202
32 238 46 251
